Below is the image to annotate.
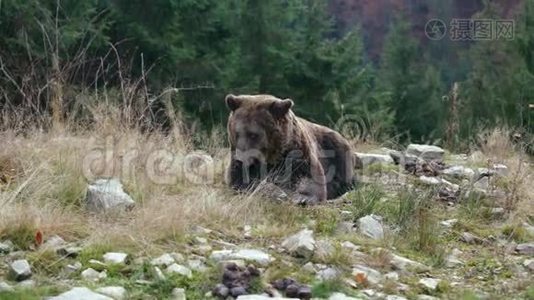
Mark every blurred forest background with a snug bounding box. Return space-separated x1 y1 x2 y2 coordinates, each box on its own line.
1 0 533 149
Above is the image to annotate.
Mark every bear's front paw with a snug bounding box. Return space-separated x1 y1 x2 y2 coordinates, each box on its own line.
292 192 319 206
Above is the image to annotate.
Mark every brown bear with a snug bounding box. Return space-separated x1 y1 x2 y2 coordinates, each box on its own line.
225 94 355 204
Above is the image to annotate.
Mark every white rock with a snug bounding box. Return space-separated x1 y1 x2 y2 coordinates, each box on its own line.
385 271 399 281
0 281 14 292
86 178 135 212
386 296 407 300
417 295 440 300
419 176 440 185
341 241 360 251
442 166 475 179
523 259 534 271
165 263 192 278
0 240 14 253
419 278 441 291
440 219 458 228
172 288 187 300
195 237 208 244
493 164 509 176
446 249 463 268
352 264 382 285
151 253 176 267
281 229 316 259
357 215 384 240
187 259 207 272
81 268 107 281
96 286 127 300
42 235 66 250
9 259 32 281
315 239 335 260
171 252 186 263
523 223 534 236
356 153 394 166
390 253 428 272
50 287 113 300
328 293 362 300
302 262 316 273
153 266 166 280
210 249 273 266
103 252 128 264
460 232 483 244
406 144 445 161
237 296 298 300
516 243 534 255
316 267 340 281
17 279 36 289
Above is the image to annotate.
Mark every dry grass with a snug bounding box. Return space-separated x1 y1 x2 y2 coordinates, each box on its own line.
0 109 311 254
474 128 534 219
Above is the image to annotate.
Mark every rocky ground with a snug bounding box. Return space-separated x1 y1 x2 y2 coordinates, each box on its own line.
0 130 533 300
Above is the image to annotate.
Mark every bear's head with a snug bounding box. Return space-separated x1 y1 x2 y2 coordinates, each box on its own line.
225 94 294 166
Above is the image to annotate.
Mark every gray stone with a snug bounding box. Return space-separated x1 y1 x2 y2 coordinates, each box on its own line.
81 268 107 281
523 259 534 271
384 271 399 281
315 239 335 260
88 259 107 270
151 253 176 267
172 288 186 300
187 259 207 272
417 296 440 300
493 164 509 176
210 249 273 266
442 166 475 179
58 246 83 258
153 266 166 281
440 219 458 228
9 259 32 281
0 281 14 292
165 263 192 278
171 252 186 263
281 229 316 259
406 144 445 161
328 293 363 300
50 287 113 300
17 279 36 289
418 176 441 185
236 296 298 300
86 178 135 212
419 278 440 291
0 240 14 253
42 235 66 250
341 241 360 251
95 286 127 300
316 267 341 281
302 262 316 273
517 243 534 255
357 215 384 240
386 296 407 300
460 232 484 244
445 249 463 268
103 252 128 264
356 153 394 166
336 221 355 234
352 264 382 285
390 253 429 272
213 284 230 298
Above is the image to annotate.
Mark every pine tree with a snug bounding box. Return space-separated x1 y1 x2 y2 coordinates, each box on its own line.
377 14 445 142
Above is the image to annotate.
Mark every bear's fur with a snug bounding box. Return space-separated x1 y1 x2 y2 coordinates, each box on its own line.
225 94 355 204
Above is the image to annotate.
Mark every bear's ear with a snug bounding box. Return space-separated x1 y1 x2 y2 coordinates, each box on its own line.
269 98 294 118
225 94 242 111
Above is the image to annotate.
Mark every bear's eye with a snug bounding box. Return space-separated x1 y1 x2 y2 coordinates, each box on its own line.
247 132 259 140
